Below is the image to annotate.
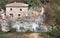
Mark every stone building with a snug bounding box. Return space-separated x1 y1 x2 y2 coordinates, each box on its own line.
5 2 28 20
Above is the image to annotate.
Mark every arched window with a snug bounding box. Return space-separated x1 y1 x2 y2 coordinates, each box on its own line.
10 14 13 17
18 14 20 16
10 8 12 11
20 8 22 11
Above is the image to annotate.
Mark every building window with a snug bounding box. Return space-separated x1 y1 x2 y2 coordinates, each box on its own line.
20 8 22 11
10 8 12 11
18 14 20 16
10 14 13 17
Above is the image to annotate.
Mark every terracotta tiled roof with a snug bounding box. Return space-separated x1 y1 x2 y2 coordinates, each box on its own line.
6 2 28 7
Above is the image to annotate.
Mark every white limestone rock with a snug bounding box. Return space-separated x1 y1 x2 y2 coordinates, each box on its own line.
1 20 10 32
31 23 39 32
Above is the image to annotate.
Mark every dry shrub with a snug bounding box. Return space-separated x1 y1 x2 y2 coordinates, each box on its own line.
44 4 55 26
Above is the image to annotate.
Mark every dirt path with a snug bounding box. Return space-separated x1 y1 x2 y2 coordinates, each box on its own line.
1 33 44 38
27 33 44 38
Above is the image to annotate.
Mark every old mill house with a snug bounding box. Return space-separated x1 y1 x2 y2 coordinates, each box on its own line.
5 2 28 20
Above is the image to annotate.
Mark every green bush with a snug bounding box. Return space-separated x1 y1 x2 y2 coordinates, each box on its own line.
25 29 33 33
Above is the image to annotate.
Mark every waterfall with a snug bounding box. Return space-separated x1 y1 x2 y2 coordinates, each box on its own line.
40 7 45 24
41 7 45 15
28 7 33 16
